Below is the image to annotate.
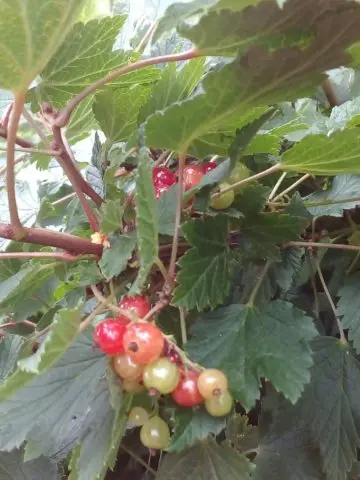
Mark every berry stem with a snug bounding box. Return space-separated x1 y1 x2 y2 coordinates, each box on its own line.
179 307 187 345
119 444 157 477
155 258 174 288
315 259 347 344
90 285 139 322
212 164 281 199
284 240 360 254
78 303 107 332
271 173 311 202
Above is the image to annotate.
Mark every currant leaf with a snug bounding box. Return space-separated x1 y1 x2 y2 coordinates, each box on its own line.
187 301 317 410
172 216 232 310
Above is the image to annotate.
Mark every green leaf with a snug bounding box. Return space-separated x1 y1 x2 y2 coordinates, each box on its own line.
2 308 81 397
172 216 232 310
281 129 360 175
169 408 226 453
304 175 360 217
178 0 312 57
0 335 23 381
133 149 159 290
0 447 58 480
157 439 253 480
338 273 360 354
244 133 281 155
100 198 126 234
268 338 360 480
0 0 86 92
231 183 270 218
69 374 131 480
99 233 137 280
240 212 308 245
255 421 325 480
158 184 178 236
0 330 107 455
145 70 267 155
93 85 151 144
226 414 259 453
187 300 317 410
0 265 53 314
66 95 98 144
28 16 159 108
65 261 103 287
153 0 218 43
139 58 206 123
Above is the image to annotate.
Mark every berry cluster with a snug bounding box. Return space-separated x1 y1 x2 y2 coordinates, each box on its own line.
93 295 233 450
151 160 250 210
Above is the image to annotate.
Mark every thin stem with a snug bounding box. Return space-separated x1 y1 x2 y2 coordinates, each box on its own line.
168 153 186 280
247 260 272 307
270 196 360 209
0 127 35 149
1 103 13 130
272 173 311 202
212 164 282 198
155 258 174 287
136 20 158 52
119 444 156 476
268 172 287 201
56 48 201 126
90 285 138 322
179 307 187 345
22 107 48 143
78 303 106 332
0 251 87 262
154 149 170 167
346 251 360 275
142 298 170 323
0 223 103 256
284 240 360 254
0 319 36 330
51 192 77 206
0 145 59 156
306 251 320 318
52 127 99 231
315 259 347 344
0 154 27 177
6 92 26 239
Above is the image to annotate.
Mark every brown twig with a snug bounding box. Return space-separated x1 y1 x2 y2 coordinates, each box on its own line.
52 126 100 231
0 154 27 177
0 319 36 330
6 92 27 239
55 48 201 127
0 223 102 256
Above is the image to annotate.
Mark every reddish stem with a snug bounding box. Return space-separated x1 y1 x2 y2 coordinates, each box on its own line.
55 48 201 127
0 223 102 256
7 92 26 239
0 251 86 262
1 103 13 131
0 127 35 149
52 126 100 231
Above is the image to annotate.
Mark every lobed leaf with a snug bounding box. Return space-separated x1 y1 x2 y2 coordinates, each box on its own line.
187 300 317 410
169 408 226 452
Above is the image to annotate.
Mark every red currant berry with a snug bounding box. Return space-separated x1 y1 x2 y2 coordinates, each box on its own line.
203 161 218 173
117 295 151 323
197 369 228 398
93 319 127 355
153 167 177 188
123 323 165 364
183 164 205 191
112 353 143 380
172 371 204 407
143 357 180 394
